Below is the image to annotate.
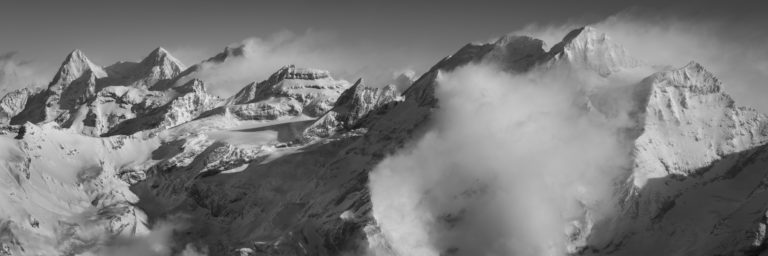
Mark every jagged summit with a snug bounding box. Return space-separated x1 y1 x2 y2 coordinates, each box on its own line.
149 46 170 56
485 35 547 72
302 78 401 139
266 65 332 83
547 26 641 75
120 47 186 89
141 47 186 70
206 45 248 63
232 65 346 100
49 49 106 88
173 78 207 94
213 65 350 120
652 61 722 93
3 22 768 256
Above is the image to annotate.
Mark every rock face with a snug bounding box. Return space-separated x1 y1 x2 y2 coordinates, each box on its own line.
78 85 170 136
107 47 187 90
2 25 768 256
102 79 222 136
12 50 106 125
546 26 641 76
585 61 768 256
7 48 208 137
632 62 768 187
303 79 401 139
213 65 350 120
0 88 37 124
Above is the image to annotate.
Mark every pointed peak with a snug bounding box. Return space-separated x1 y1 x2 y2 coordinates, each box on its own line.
650 61 722 94
50 49 106 86
139 47 186 73
149 47 170 57
206 45 247 63
558 26 602 45
492 34 542 47
671 61 714 79
682 61 706 72
346 78 367 94
63 49 91 64
383 84 398 91
352 78 364 87
173 78 207 94
143 47 180 63
546 25 640 76
67 49 86 58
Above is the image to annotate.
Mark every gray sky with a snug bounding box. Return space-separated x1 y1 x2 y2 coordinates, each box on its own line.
2 0 753 66
2 0 767 109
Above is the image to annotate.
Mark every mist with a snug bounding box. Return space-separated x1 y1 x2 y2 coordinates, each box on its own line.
80 216 207 256
368 63 631 255
0 52 48 91
516 9 768 113
181 29 428 97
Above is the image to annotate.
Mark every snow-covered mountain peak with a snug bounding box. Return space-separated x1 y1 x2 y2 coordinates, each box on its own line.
548 26 641 76
492 34 543 48
302 78 401 139
141 47 186 70
211 66 350 120
206 45 248 63
50 49 106 88
0 88 37 124
267 65 332 83
119 47 186 89
228 65 344 104
629 62 767 188
650 61 723 94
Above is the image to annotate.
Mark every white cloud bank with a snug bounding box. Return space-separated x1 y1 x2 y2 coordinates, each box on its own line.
368 64 631 255
81 216 207 256
517 10 768 113
185 30 427 97
0 52 48 91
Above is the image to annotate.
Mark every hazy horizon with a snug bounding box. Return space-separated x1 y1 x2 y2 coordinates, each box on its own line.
2 0 767 109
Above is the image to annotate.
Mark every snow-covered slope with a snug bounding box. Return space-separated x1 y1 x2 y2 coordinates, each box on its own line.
582 62 768 256
0 123 159 255
1 25 768 256
11 50 106 125
5 48 221 138
546 26 641 76
202 65 350 121
0 88 38 124
105 47 187 90
93 79 222 137
302 79 402 139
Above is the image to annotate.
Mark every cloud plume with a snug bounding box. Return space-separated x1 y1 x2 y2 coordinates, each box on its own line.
185 30 430 97
81 216 207 256
368 64 631 255
516 9 768 113
0 52 48 91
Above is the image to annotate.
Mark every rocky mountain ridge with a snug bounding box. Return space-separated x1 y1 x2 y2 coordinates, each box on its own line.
1 25 767 256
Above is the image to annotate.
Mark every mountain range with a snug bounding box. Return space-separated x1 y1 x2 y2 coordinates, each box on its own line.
1 26 768 256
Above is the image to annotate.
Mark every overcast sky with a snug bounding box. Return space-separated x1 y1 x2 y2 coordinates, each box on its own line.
2 0 767 108
1 0 759 66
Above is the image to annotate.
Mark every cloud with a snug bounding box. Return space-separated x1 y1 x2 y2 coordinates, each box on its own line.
368 64 631 255
80 216 207 256
0 51 48 91
183 30 431 97
390 69 417 92
513 9 768 113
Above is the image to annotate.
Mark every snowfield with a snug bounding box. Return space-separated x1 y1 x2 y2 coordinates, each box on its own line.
1 25 768 256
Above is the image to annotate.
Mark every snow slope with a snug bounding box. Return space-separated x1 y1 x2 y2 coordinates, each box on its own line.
1 25 768 256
